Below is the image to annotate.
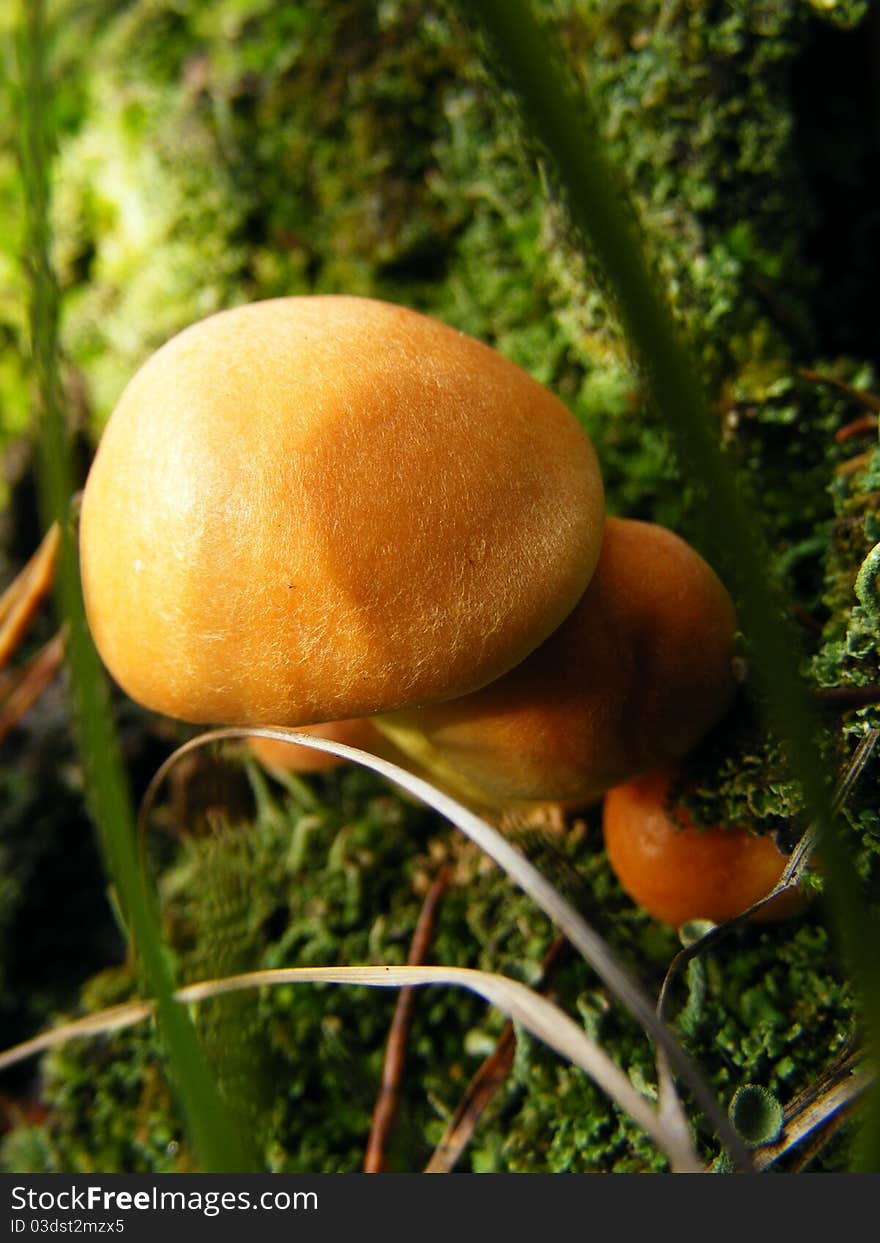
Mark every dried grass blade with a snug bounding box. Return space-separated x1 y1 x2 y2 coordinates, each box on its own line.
0 963 701 1171
138 726 743 1168
657 726 880 1026
177 965 702 1172
753 1063 873 1172
0 1000 153 1073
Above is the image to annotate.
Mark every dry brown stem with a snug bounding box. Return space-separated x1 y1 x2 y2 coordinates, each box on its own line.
363 866 452 1172
0 523 60 671
424 933 569 1173
0 627 65 742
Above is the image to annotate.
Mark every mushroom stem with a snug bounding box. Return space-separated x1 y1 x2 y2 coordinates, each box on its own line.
370 716 507 811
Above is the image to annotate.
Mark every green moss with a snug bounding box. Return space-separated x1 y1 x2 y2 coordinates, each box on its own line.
3 0 859 468
1 755 859 1173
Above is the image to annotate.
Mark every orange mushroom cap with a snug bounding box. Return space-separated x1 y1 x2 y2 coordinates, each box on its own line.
79 296 604 727
380 517 738 805
603 767 802 926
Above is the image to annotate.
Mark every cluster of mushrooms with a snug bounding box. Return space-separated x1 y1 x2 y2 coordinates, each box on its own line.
79 296 793 926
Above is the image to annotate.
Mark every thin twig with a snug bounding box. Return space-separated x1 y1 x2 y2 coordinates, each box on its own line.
0 523 59 670
425 933 568 1173
784 1101 862 1172
426 1030 516 1175
0 626 65 743
364 867 452 1173
799 368 880 413
813 686 880 711
834 415 879 444
753 1047 873 1172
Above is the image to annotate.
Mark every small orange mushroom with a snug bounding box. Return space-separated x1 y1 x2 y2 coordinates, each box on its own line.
602 767 802 926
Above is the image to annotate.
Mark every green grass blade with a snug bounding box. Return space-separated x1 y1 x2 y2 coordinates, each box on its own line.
463 0 880 1169
15 0 253 1173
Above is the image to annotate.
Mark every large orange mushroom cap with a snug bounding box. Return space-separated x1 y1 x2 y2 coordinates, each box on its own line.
381 517 738 805
79 296 604 726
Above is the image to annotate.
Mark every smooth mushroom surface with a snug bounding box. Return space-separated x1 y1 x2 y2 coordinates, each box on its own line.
379 517 738 806
602 767 802 926
80 296 604 726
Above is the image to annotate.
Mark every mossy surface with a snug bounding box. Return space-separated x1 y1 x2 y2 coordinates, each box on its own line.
1 0 878 1172
0 759 858 1173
